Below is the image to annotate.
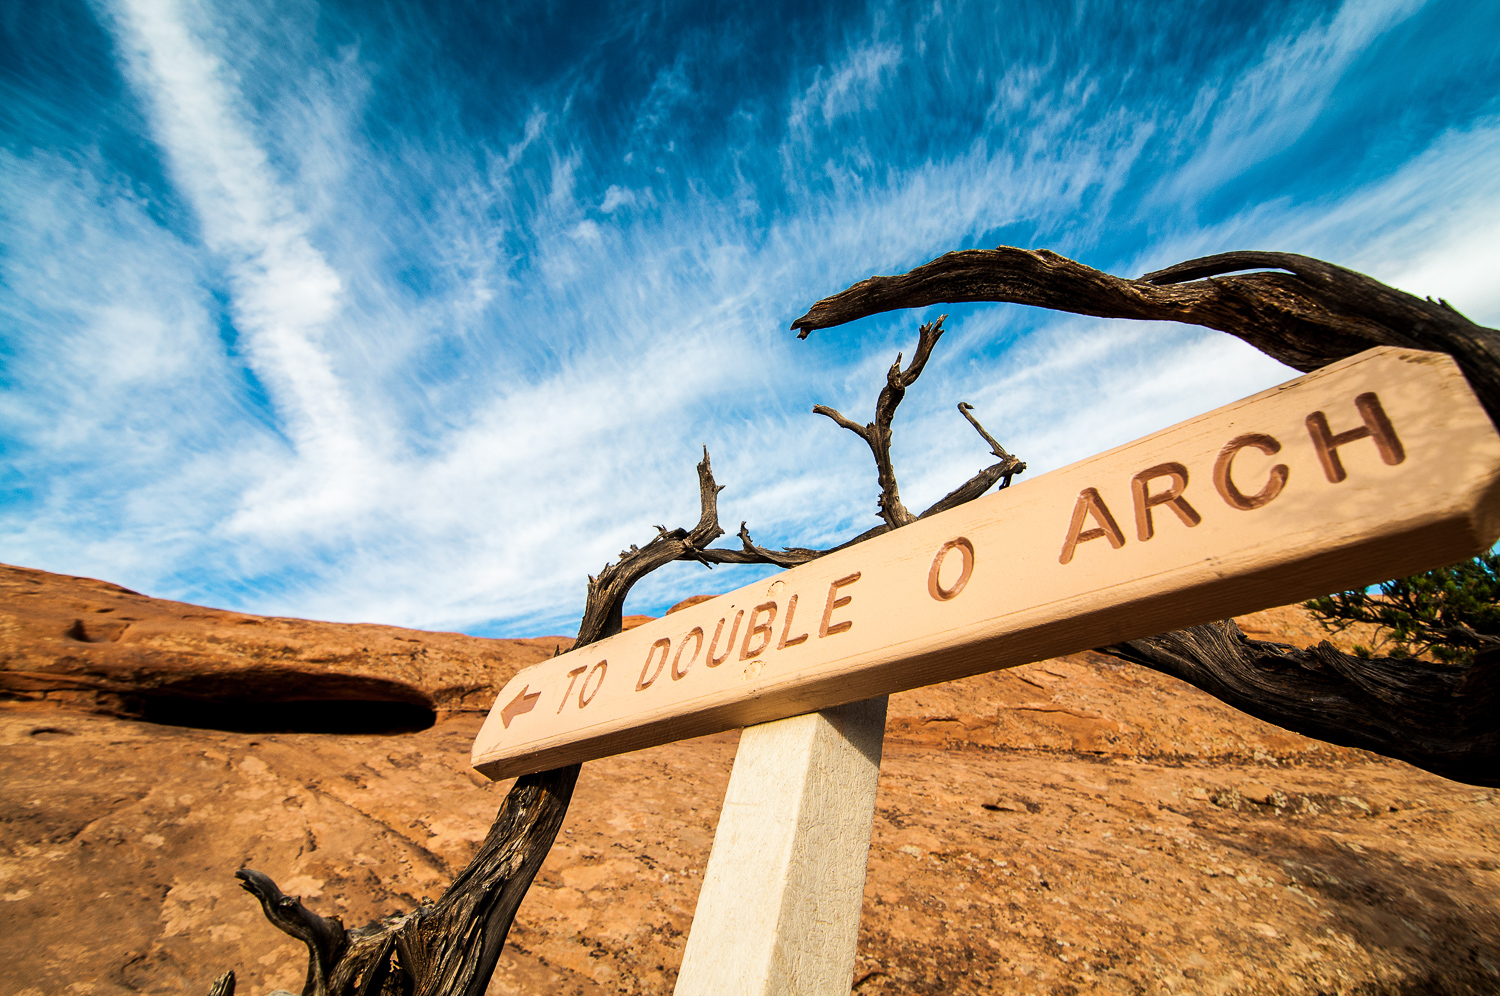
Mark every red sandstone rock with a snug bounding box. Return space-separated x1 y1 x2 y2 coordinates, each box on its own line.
0 563 569 725
1 570 1496 996
664 595 715 615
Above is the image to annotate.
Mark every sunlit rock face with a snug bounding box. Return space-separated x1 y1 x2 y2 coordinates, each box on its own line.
2 571 1497 996
0 562 571 731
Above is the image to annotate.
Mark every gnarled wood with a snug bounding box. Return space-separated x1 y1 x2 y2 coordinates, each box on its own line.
1098 621 1500 788
225 306 1028 995
222 245 1500 996
813 314 949 529
791 247 1500 429
235 758 579 996
576 448 728 643
237 869 347 995
796 246 1500 789
225 446 852 996
684 322 1024 571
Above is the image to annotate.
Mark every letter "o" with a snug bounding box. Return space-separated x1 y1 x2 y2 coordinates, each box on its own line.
637 638 671 691
928 537 975 601
579 660 607 708
672 627 704 680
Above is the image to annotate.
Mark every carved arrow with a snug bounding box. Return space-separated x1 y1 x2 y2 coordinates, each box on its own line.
500 686 540 728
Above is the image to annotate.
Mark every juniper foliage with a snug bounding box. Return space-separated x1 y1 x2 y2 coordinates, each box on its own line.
1305 553 1500 664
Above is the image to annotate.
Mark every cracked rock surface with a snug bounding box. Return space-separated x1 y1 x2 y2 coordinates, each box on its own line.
1 579 1497 995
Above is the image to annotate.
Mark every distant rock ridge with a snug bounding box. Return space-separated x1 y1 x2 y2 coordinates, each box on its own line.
2 560 1383 736
0 562 569 731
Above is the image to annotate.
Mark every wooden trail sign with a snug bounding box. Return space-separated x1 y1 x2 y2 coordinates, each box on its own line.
473 347 1500 781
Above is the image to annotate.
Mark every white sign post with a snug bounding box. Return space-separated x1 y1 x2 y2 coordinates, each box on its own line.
672 696 888 995
474 347 1500 993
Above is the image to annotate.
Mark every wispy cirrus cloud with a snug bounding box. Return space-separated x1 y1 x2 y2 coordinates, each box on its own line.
1 0 1495 636
105 0 380 539
1156 0 1428 202
787 40 902 133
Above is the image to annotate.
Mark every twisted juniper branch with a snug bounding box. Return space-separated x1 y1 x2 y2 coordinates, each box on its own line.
796 245 1500 787
687 317 1026 571
214 244 1500 996
224 456 737 996
1097 621 1500 787
792 247 1500 430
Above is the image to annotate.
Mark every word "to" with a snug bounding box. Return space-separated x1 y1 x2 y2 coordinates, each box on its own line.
474 348 1500 779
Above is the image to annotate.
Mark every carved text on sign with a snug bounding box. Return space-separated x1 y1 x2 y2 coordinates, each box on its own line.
562 572 877 718
1059 391 1405 564
474 349 1500 780
517 375 1412 724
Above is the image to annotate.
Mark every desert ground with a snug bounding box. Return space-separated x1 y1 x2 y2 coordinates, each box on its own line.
2 563 1498 995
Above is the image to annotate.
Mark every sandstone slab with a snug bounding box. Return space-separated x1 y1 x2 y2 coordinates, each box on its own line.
0 563 568 727
1 577 1497 995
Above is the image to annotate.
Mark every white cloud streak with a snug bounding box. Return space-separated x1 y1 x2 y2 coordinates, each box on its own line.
108 0 375 533
1156 0 1428 202
1 0 1494 637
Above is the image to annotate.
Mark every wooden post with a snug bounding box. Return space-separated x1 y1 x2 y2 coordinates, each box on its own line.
673 696 888 996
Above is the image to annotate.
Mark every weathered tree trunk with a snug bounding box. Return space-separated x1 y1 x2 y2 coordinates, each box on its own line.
223 454 750 996
1096 621 1500 788
237 763 576 996
791 248 1500 427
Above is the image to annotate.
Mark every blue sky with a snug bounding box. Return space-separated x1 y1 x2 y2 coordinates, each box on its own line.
2 0 1497 638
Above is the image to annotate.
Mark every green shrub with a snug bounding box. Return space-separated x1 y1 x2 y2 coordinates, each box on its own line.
1304 552 1500 665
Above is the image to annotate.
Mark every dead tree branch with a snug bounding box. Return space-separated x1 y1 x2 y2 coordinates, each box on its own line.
679 522 831 568
216 243 1500 996
223 457 737 996
682 319 1027 572
794 245 1500 787
813 314 948 529
575 448 726 644
685 520 895 568
1097 621 1500 787
957 402 1019 468
791 247 1500 430
919 403 1026 519
235 762 578 996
